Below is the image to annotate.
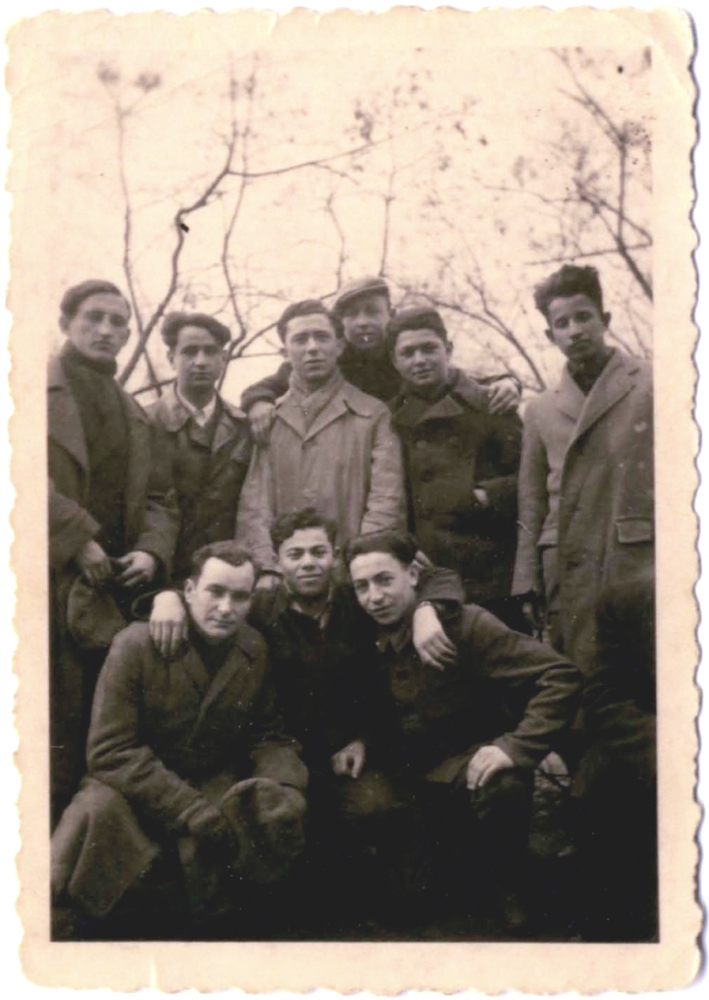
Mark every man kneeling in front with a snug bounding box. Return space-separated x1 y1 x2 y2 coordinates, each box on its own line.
346 531 581 933
51 541 307 940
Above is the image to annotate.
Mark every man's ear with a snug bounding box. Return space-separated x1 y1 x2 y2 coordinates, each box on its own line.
59 315 69 334
445 339 453 357
335 336 346 360
408 562 421 588
184 578 195 603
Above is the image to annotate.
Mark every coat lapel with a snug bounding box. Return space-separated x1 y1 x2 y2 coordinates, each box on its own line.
303 392 350 441
553 366 586 424
570 352 636 448
274 394 307 440
47 355 89 472
191 637 253 736
211 402 247 456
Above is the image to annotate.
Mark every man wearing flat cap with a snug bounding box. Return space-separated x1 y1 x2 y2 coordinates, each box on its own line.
146 312 252 584
386 305 524 627
241 276 520 446
49 279 179 824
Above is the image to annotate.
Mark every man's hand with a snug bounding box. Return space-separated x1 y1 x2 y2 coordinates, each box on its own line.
413 603 457 670
115 550 157 587
149 590 188 657
256 571 281 592
472 488 490 508
466 744 514 790
332 739 366 779
75 539 112 586
184 802 237 848
487 377 520 415
519 591 542 633
248 400 276 447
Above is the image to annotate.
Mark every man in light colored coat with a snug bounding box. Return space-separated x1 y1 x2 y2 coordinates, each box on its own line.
512 264 653 675
237 299 405 577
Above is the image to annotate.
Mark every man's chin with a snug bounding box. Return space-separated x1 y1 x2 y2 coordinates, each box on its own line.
203 622 239 641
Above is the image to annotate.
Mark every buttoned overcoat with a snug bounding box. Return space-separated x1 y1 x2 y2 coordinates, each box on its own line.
512 350 653 674
52 621 306 917
237 379 405 570
146 383 252 581
390 368 521 604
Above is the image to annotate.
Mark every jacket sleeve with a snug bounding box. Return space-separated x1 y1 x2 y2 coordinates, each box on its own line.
475 409 522 520
86 625 206 832
417 564 465 610
235 445 278 571
360 408 406 535
511 402 549 596
463 606 581 768
48 473 100 570
476 372 523 397
240 361 292 413
132 423 180 575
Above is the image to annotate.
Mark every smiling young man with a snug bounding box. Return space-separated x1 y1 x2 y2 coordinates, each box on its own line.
148 508 463 932
146 312 251 583
48 279 178 823
51 541 307 939
386 305 524 627
241 276 520 445
346 530 581 931
236 299 406 575
512 265 654 675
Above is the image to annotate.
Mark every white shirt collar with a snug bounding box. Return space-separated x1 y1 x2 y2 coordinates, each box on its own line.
175 386 218 427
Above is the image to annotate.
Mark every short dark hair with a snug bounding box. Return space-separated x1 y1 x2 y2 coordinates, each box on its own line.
276 299 342 342
346 530 418 570
533 265 605 321
270 508 338 553
188 541 255 582
60 280 130 321
385 306 449 354
161 311 231 350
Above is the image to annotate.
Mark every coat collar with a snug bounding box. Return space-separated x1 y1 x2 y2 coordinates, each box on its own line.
566 350 641 446
275 377 376 441
179 622 261 733
151 382 247 449
390 367 488 428
47 352 150 471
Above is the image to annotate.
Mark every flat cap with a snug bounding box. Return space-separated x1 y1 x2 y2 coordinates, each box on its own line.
161 311 231 348
333 275 390 314
60 280 127 318
385 305 448 350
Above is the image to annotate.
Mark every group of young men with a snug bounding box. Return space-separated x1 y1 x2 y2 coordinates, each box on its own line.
48 265 655 941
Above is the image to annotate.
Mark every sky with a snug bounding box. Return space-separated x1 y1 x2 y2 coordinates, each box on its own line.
8 9 655 403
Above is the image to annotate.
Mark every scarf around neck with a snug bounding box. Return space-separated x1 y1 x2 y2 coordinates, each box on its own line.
288 367 345 431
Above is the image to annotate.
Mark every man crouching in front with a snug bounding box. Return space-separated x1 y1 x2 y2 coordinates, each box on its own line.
51 541 307 941
346 531 581 935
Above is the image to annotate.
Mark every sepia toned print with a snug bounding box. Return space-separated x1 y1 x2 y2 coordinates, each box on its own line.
8 6 700 992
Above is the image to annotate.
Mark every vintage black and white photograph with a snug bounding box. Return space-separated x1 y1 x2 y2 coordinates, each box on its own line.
7 5 700 991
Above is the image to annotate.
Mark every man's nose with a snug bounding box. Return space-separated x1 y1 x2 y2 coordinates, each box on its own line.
96 315 114 335
217 594 233 614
